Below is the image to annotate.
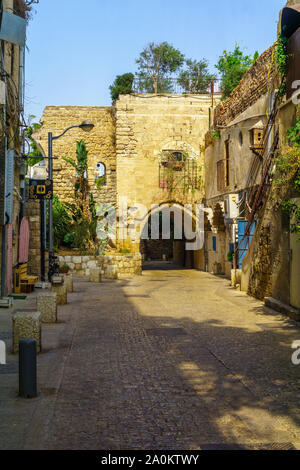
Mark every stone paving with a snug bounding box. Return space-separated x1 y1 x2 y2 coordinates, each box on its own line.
0 268 300 450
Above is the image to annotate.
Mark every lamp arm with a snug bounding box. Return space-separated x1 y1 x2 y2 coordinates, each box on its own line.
52 125 81 141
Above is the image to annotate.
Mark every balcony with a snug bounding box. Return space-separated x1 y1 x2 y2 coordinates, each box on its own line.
132 78 221 95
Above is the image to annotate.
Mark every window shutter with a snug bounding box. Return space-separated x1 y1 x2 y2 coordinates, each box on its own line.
4 150 15 224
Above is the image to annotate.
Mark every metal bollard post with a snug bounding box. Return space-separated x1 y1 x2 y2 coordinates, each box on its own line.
19 339 37 399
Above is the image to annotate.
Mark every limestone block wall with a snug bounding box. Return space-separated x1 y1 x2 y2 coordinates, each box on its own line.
26 199 43 277
206 231 227 274
214 45 277 127
58 253 142 278
242 100 300 305
34 106 117 207
58 255 100 277
115 94 214 251
101 253 142 277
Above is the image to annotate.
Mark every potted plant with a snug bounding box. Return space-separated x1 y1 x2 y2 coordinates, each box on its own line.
59 263 70 274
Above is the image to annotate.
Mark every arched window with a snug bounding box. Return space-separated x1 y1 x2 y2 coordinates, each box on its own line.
161 151 186 171
95 162 106 187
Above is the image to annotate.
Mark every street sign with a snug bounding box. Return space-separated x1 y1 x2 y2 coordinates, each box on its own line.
29 179 53 200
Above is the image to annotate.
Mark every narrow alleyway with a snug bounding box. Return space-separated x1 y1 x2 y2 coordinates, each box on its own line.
1 269 300 450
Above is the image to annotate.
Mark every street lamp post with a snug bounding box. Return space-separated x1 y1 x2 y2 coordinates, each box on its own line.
47 121 94 281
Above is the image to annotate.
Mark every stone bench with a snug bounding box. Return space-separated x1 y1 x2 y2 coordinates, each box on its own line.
89 267 102 283
37 292 57 324
12 311 41 354
51 276 67 305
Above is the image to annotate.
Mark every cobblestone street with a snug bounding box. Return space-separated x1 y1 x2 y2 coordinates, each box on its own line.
1 268 300 450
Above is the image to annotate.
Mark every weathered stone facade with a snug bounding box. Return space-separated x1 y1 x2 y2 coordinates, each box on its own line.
213 45 277 127
58 253 142 278
0 0 27 295
35 106 117 207
243 98 300 307
28 94 215 275
58 254 100 277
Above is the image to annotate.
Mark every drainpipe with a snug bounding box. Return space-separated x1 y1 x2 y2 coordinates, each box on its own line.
267 83 275 160
0 38 7 298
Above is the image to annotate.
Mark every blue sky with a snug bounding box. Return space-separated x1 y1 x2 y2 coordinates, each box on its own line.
25 0 286 121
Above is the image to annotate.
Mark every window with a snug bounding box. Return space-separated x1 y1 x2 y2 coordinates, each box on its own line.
217 160 225 192
239 131 243 147
212 236 217 252
95 162 106 187
161 151 185 171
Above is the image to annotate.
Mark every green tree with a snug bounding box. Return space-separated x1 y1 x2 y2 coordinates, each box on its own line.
109 73 134 102
62 141 100 253
216 44 257 99
178 58 216 94
52 195 71 249
62 140 90 221
136 42 185 93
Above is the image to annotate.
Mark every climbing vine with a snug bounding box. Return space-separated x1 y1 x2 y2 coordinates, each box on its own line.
273 119 300 240
276 31 290 97
159 150 202 195
25 122 43 166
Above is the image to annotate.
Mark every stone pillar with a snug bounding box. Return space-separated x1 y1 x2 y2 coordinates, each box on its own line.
37 292 57 323
51 278 67 305
106 265 118 279
12 312 42 354
89 268 102 283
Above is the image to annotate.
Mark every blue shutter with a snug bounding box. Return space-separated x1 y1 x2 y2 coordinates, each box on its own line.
4 150 14 223
237 220 257 268
212 236 217 252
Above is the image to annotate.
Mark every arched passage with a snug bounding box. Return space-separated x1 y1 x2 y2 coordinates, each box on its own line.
139 203 205 270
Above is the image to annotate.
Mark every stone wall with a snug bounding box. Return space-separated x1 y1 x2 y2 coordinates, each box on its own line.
58 252 142 278
101 253 142 277
205 94 269 201
58 255 100 277
242 99 300 305
26 199 41 276
32 95 214 267
213 45 277 127
115 94 214 252
35 106 116 207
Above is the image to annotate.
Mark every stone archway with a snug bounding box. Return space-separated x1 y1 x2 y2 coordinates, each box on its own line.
138 202 205 270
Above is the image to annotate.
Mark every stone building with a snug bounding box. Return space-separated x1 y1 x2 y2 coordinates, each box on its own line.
0 0 28 300
204 45 277 277
205 1 300 313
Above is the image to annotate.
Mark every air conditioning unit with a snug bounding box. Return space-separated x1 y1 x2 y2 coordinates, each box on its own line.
224 194 239 220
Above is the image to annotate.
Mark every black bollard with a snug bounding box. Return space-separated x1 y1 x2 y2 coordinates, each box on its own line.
19 339 37 399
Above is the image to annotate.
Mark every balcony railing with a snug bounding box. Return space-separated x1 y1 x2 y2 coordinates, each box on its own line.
132 78 221 95
159 159 200 192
